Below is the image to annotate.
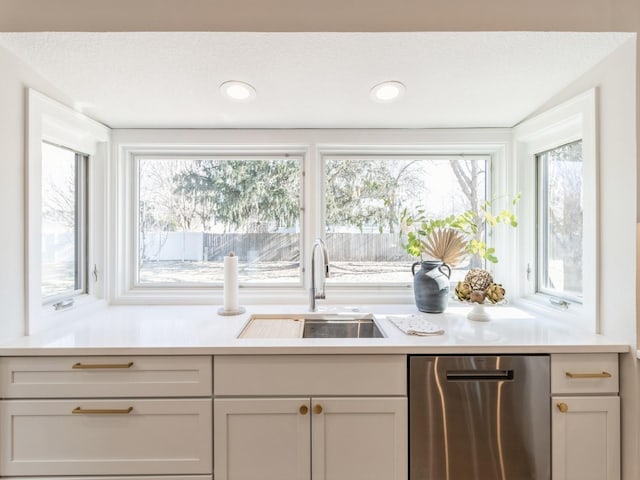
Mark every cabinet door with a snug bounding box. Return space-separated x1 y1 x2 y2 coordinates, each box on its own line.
214 398 311 480
311 397 407 480
552 396 620 480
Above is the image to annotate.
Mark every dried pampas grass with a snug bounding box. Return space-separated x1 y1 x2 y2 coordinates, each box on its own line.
424 228 467 267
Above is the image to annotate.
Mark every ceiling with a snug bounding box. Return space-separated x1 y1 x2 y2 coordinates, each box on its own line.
0 32 632 129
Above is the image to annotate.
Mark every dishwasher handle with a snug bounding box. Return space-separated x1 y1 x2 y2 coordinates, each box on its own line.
446 369 514 381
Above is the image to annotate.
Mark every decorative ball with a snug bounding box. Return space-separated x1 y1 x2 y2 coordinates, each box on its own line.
464 268 494 291
469 290 486 304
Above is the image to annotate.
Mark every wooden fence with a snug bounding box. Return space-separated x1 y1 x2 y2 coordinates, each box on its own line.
202 232 412 262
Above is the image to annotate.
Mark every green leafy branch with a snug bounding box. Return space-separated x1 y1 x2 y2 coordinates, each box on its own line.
400 194 520 263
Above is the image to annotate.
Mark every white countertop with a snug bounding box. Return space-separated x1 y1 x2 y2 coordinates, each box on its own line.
0 303 628 356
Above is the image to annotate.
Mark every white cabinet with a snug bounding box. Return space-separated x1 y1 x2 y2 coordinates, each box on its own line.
0 399 211 476
214 398 310 480
311 397 406 480
215 396 406 480
0 355 212 398
213 355 407 480
552 396 620 480
0 356 213 479
551 353 620 480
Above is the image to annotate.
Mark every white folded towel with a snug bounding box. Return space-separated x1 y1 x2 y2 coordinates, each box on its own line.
386 314 445 336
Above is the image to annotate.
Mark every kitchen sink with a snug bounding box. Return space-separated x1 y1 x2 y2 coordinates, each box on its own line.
302 316 384 338
238 313 385 339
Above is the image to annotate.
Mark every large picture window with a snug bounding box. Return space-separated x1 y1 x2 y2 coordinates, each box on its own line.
324 155 488 283
136 155 302 285
115 131 510 303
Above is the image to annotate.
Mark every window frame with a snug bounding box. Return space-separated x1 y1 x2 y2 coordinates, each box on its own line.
27 89 110 335
514 89 598 332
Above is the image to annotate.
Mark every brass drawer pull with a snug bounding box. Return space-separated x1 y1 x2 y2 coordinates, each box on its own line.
557 402 569 413
299 405 309 415
565 371 612 379
72 362 134 369
313 404 323 415
72 406 134 415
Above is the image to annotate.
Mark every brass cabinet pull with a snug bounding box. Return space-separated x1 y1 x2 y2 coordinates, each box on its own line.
299 405 309 415
313 404 323 415
72 362 134 369
72 406 134 415
557 402 569 413
565 371 612 379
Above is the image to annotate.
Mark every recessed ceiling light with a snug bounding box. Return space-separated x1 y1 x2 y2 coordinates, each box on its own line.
220 81 256 102
370 81 405 103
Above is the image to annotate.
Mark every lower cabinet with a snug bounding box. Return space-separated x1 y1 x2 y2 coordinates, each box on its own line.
214 396 407 480
0 355 214 480
0 352 622 480
0 399 212 476
550 353 620 480
551 396 620 480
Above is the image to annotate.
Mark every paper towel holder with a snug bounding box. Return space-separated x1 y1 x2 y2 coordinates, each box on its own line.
218 251 246 316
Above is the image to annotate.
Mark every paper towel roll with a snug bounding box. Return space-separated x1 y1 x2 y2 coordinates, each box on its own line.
223 252 239 311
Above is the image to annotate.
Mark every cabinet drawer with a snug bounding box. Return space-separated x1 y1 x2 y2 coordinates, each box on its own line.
0 399 212 476
0 356 212 397
551 353 618 394
214 355 406 396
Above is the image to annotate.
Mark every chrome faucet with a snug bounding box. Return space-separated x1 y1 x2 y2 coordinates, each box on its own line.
309 238 330 312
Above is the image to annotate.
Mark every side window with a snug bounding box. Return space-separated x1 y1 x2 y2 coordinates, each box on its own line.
41 142 88 303
514 89 596 328
536 140 583 302
27 89 109 334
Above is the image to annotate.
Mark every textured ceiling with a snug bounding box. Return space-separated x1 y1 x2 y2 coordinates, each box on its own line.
0 32 632 128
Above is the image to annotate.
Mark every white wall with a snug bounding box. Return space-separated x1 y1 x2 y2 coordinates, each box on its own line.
527 37 638 480
527 38 637 343
0 47 76 342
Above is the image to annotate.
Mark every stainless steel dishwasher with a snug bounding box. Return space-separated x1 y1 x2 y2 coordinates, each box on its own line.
409 355 550 480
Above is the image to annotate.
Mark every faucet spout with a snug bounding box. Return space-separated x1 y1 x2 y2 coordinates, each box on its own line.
309 238 330 312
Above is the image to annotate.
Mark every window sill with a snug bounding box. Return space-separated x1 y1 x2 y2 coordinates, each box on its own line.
34 295 108 335
511 294 593 333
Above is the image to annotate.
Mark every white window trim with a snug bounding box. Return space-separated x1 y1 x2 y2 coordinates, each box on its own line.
26 89 110 335
114 141 311 305
513 89 598 332
111 128 513 306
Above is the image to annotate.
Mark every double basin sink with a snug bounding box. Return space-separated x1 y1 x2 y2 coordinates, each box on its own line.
239 313 385 339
